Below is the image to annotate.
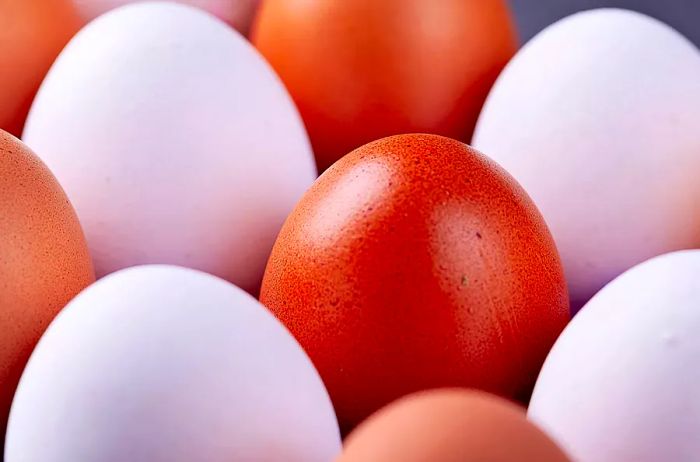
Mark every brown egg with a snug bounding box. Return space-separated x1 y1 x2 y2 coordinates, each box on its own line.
0 130 94 448
252 0 517 171
0 0 84 136
260 134 569 432
338 389 571 462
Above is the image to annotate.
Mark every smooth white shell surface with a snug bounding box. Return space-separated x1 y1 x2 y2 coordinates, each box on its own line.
529 250 700 462
23 2 316 293
5 265 341 462
473 9 700 309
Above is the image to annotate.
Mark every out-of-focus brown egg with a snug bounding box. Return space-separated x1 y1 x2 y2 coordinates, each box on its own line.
0 0 83 136
252 0 517 171
337 389 571 462
0 129 94 448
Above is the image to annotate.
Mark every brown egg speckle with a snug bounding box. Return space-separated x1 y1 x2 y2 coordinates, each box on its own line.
0 129 94 448
260 134 569 432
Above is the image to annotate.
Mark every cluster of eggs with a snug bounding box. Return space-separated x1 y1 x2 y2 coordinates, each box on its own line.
2 1 700 461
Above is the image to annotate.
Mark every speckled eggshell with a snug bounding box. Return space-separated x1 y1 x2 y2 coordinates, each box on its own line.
473 9 700 311
5 265 341 462
529 250 700 462
0 0 84 135
72 0 260 35
337 389 571 462
0 129 94 449
260 134 570 432
23 2 316 294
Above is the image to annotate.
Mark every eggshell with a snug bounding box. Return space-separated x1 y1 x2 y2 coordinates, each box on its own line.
338 389 571 462
473 9 700 310
260 134 570 432
72 0 260 35
5 265 341 462
529 250 700 462
0 0 84 135
252 0 517 171
0 129 94 450
23 2 316 294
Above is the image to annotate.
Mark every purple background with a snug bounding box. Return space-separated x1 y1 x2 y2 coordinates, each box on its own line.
510 0 699 45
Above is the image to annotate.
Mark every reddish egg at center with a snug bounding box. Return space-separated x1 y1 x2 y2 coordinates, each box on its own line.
260 134 570 432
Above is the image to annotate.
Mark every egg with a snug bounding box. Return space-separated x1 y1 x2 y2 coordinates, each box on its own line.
260 134 570 432
473 9 700 310
72 0 260 35
0 129 94 451
338 389 571 462
252 0 517 171
529 250 700 462
5 265 341 462
23 2 316 294
0 0 83 135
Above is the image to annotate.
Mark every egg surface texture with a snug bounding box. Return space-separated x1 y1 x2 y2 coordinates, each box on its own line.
529 250 700 462
473 8 700 310
22 1 316 294
260 134 570 432
252 0 517 171
338 389 571 462
72 0 260 35
0 0 83 135
5 265 341 462
0 130 94 450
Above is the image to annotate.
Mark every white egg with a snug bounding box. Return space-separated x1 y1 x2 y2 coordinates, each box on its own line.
473 9 700 310
5 265 341 462
528 250 700 462
23 2 316 293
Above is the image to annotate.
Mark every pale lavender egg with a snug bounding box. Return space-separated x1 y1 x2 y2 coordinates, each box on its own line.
5 265 341 461
529 250 700 462
23 2 316 294
473 9 700 311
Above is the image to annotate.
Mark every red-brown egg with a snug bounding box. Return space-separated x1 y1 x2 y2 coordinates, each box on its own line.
260 134 569 432
252 0 517 171
0 130 94 447
0 0 83 135
337 389 571 462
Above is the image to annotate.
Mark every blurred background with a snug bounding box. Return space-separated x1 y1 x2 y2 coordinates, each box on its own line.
512 0 698 44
